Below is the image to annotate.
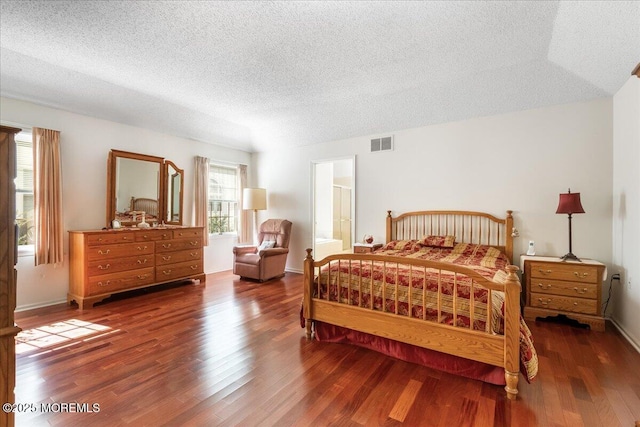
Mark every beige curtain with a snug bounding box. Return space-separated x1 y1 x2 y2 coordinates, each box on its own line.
194 156 210 246
238 164 250 244
33 128 63 266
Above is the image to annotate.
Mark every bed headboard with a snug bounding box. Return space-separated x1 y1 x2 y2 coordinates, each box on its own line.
385 210 514 263
130 197 159 217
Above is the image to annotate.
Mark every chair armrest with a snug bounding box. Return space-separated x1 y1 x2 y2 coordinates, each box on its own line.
259 247 289 257
233 245 258 255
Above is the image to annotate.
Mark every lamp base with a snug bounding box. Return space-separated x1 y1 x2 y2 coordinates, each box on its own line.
560 252 581 262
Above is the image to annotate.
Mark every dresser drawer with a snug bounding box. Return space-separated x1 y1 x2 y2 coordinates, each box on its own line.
529 278 598 300
135 230 173 242
156 238 202 253
88 254 153 276
155 249 202 266
156 260 203 281
529 292 598 315
173 228 203 239
529 262 599 284
86 242 154 261
87 267 155 296
87 232 136 246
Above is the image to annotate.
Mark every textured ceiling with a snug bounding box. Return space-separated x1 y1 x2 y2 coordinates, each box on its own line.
1 1 638 152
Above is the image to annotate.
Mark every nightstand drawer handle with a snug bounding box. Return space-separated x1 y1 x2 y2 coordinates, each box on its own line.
538 269 552 275
574 272 589 279
98 281 111 287
537 283 552 289
573 287 587 294
538 298 551 305
97 264 110 270
137 245 148 251
137 259 148 264
163 243 172 249
98 249 110 255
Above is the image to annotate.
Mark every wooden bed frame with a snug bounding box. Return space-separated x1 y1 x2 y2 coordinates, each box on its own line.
303 210 522 399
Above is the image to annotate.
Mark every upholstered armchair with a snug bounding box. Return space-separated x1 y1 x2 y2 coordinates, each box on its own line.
233 219 292 281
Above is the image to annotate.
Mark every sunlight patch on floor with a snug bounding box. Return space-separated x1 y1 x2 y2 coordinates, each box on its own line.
15 319 113 355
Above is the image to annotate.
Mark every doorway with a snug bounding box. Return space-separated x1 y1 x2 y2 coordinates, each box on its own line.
312 157 355 260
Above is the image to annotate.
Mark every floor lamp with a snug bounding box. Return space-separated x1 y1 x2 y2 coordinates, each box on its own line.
556 188 585 262
243 188 267 244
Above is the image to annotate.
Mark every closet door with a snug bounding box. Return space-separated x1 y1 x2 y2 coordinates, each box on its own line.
0 125 21 427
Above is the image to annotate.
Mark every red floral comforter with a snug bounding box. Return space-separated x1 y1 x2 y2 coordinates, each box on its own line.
310 241 538 382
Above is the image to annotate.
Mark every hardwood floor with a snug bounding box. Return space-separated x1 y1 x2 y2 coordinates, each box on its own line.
13 271 640 426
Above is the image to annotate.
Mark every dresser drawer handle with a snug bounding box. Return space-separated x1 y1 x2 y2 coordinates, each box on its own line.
574 302 578 306
137 245 148 251
97 264 111 270
190 252 198 257
98 281 111 287
122 236 128 240
162 256 171 261
163 243 172 249
190 241 198 246
137 259 148 264
573 287 587 294
537 283 552 289
538 298 551 305
162 233 168 238
98 249 110 255
162 270 172 275
538 269 552 275
137 274 149 280
574 272 589 279
190 265 198 270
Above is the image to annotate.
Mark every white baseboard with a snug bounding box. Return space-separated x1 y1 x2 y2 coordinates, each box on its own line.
608 318 640 353
16 299 67 312
286 267 303 274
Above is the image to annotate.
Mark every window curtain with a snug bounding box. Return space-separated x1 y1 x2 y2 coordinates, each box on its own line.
194 156 210 246
238 164 250 244
33 127 63 266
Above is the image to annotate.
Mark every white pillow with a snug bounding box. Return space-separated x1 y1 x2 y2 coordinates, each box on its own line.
258 240 276 251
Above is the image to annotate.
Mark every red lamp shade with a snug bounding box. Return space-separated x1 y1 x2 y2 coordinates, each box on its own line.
556 190 585 215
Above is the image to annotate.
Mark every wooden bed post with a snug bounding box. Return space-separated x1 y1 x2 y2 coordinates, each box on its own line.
303 248 314 339
505 210 514 263
386 210 393 243
504 265 521 399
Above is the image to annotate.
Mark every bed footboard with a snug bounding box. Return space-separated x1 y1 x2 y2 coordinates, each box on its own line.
302 249 522 399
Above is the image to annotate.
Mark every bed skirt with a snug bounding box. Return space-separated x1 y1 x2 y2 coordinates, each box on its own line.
314 321 507 385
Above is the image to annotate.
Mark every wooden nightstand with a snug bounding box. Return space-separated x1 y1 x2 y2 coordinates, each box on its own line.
353 243 383 253
522 256 606 331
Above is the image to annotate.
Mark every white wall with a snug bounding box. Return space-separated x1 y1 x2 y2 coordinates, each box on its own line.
1 97 252 310
256 98 614 283
612 76 640 348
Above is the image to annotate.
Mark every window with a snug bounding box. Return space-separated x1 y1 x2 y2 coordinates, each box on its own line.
208 164 239 234
15 131 34 247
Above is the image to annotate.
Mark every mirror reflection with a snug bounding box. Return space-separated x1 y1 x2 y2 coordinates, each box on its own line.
116 157 160 223
165 160 183 224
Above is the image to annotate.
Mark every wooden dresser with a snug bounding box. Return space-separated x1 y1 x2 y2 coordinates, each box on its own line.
523 257 606 331
69 227 205 309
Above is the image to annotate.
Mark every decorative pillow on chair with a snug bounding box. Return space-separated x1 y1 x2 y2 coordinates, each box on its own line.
258 240 276 251
419 235 455 248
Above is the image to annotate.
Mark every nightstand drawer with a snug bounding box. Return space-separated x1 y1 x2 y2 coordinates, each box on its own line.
354 243 382 253
530 279 598 299
530 292 597 315
529 262 599 284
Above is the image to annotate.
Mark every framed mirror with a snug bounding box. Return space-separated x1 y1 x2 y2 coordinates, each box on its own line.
165 160 183 225
106 150 183 228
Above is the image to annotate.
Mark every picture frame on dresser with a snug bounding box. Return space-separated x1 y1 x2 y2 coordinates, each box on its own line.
522 256 606 331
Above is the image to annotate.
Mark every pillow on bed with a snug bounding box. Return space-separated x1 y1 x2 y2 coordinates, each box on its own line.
381 240 418 251
418 235 455 248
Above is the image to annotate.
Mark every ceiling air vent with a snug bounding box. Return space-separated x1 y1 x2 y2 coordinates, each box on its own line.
370 136 394 153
